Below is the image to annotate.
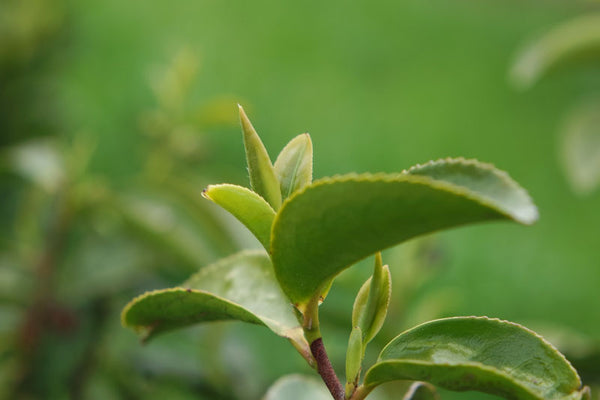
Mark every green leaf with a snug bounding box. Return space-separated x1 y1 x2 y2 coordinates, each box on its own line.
364 317 589 400
403 382 439 400
202 184 276 250
271 159 538 308
239 105 282 210
352 254 391 345
560 101 600 195
510 14 600 90
121 250 308 358
274 133 313 200
345 326 363 397
263 375 331 400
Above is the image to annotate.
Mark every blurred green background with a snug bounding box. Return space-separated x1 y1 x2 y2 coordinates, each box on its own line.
1 0 599 399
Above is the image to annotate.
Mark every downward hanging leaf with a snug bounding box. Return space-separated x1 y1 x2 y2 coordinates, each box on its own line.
510 14 600 90
239 105 282 210
271 158 538 308
263 375 331 400
560 101 600 195
364 317 590 400
121 250 310 362
202 184 275 250
403 382 439 400
274 133 313 200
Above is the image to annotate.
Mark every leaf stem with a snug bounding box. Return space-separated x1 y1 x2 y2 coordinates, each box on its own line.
310 338 345 400
302 291 344 400
348 384 374 400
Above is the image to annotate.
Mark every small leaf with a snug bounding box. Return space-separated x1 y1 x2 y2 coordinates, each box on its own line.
271 159 538 308
510 14 600 90
560 101 600 195
364 317 589 400
345 326 363 397
352 254 391 345
403 382 439 400
263 374 331 400
238 105 282 210
121 250 308 356
202 184 276 250
274 133 313 199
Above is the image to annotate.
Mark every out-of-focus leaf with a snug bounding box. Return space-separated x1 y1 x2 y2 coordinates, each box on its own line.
274 133 313 200
271 158 538 308
263 374 331 400
6 139 64 192
238 105 282 210
560 102 600 195
202 184 275 250
364 317 589 400
122 251 307 355
510 14 600 89
403 382 439 400
352 254 391 345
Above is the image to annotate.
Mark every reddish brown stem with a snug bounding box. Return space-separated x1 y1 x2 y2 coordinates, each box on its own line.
310 338 344 400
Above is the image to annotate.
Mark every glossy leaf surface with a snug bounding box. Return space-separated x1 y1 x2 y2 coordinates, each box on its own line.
239 105 282 210
122 251 303 345
510 14 600 89
274 133 313 200
263 375 331 400
365 317 588 400
202 184 275 250
271 159 538 307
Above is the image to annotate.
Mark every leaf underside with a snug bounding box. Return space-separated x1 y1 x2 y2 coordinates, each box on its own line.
271 158 538 307
121 250 301 342
403 382 439 400
365 317 587 400
203 184 275 250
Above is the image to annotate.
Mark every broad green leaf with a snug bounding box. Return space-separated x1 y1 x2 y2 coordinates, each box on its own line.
121 250 307 355
403 382 439 400
510 14 600 90
364 317 589 400
560 101 600 195
202 184 276 250
271 159 538 307
352 254 391 345
263 375 331 400
274 133 313 199
238 105 282 210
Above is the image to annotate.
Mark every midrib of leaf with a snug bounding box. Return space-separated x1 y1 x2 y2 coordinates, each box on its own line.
284 141 307 199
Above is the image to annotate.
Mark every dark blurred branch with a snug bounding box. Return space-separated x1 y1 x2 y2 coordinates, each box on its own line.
13 190 75 396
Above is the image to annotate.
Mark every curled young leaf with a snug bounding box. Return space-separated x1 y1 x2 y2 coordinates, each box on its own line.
274 133 313 200
238 105 282 210
352 254 391 346
345 326 363 398
202 183 276 250
364 317 589 400
121 251 310 363
271 159 538 309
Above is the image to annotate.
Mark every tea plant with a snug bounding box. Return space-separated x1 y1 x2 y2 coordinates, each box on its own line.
122 106 592 400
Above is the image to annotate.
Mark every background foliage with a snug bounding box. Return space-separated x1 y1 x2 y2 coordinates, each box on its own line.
1 0 598 399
